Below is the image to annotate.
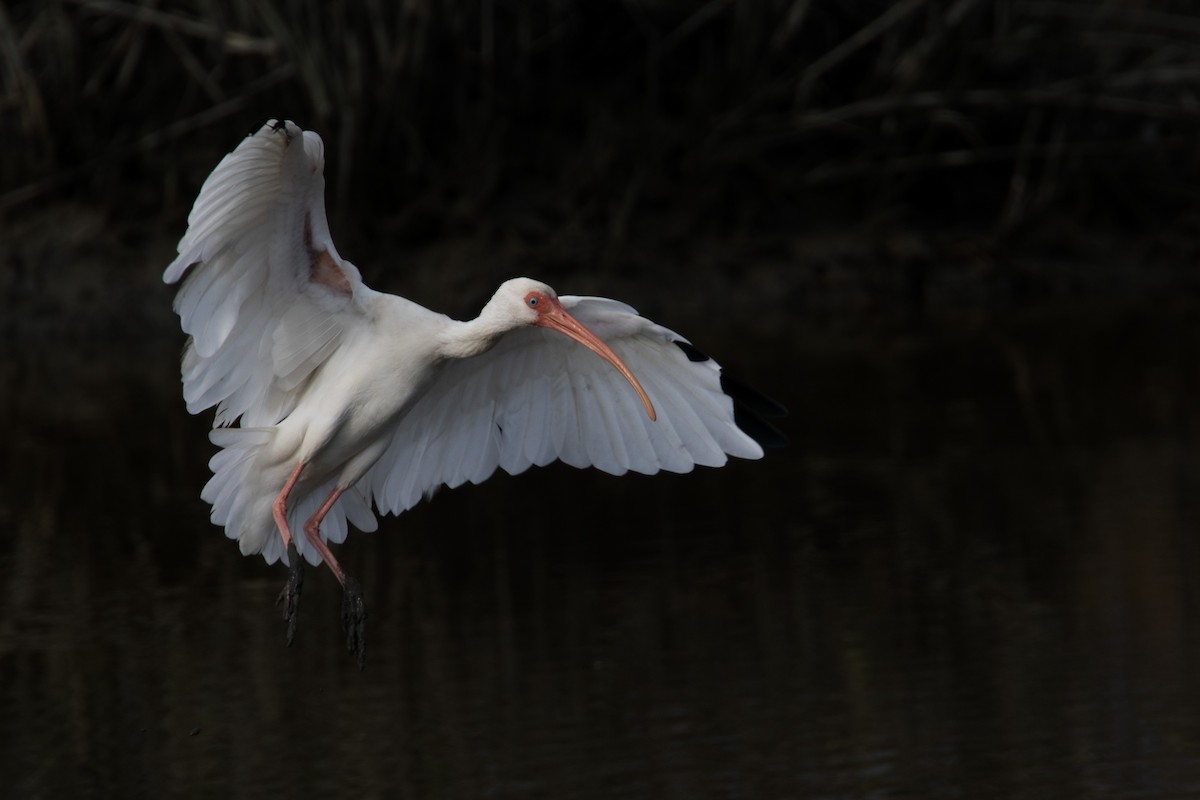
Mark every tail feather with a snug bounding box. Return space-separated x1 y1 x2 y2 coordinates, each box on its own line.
282 481 379 566
202 427 380 567
203 428 277 560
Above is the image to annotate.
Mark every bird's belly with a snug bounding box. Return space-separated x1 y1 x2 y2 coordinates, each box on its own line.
285 351 442 493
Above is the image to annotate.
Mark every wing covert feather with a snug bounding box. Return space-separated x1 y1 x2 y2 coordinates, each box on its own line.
366 296 767 515
164 119 371 428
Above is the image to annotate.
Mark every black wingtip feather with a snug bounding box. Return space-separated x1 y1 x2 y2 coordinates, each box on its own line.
674 340 788 449
720 373 788 420
676 341 710 363
734 405 790 449
721 374 789 449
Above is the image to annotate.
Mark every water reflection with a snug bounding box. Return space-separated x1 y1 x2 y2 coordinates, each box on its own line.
3 304 1200 798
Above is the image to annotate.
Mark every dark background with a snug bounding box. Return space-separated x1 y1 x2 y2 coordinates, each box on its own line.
5 0 1200 319
4 2 1200 798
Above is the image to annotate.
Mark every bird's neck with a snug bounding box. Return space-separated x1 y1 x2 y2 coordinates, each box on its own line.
437 304 513 360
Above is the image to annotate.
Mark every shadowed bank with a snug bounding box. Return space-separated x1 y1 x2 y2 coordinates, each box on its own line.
4 2 1199 295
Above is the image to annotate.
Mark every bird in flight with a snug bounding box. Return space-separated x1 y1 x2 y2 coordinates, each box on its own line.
165 120 784 668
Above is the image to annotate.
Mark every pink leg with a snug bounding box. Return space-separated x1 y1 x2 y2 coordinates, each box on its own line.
274 461 308 646
302 485 348 586
272 461 306 554
273 472 367 668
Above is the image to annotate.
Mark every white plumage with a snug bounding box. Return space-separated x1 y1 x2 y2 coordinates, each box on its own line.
165 120 782 657
365 295 763 516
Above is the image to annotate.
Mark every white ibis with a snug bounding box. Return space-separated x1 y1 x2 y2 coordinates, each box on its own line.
165 120 784 666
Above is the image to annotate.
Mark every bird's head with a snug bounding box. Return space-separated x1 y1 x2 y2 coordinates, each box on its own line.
493 277 656 420
493 277 561 327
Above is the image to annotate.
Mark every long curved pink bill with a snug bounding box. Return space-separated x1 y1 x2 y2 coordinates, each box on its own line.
537 307 657 421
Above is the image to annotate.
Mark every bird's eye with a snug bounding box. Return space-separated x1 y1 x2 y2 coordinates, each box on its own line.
527 295 539 308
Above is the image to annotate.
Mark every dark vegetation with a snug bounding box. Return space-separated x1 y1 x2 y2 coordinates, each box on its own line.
2 0 1200 314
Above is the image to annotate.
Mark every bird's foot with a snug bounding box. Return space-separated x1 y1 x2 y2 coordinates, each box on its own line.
341 577 367 671
275 542 304 646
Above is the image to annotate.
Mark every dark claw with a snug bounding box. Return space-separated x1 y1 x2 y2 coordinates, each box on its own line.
275 542 304 646
341 577 367 671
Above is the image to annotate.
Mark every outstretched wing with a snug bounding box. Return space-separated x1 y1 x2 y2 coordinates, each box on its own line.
367 296 786 515
164 119 374 427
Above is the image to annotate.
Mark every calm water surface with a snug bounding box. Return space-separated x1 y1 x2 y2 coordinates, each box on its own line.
3 301 1200 798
